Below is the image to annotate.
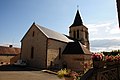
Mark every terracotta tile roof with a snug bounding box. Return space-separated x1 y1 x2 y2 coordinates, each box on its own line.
0 46 20 55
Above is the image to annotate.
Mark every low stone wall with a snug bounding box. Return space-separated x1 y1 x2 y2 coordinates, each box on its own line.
0 56 14 65
63 54 92 73
10 54 20 64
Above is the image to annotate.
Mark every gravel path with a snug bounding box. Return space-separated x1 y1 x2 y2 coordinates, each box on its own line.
0 71 63 80
0 65 63 80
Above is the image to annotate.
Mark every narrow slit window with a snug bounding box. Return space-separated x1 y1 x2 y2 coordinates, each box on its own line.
77 30 79 39
73 31 76 38
59 48 61 59
32 31 35 37
31 47 34 59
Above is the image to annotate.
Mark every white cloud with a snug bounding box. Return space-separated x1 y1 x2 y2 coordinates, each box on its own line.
86 20 120 40
110 26 120 34
86 20 120 52
91 46 120 52
90 39 120 52
91 47 108 52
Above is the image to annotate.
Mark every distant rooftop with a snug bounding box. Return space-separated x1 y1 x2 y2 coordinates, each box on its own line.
0 46 20 55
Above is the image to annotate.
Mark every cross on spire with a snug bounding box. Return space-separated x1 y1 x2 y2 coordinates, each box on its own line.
77 5 79 10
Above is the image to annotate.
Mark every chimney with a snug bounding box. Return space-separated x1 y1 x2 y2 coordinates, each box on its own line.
9 45 13 48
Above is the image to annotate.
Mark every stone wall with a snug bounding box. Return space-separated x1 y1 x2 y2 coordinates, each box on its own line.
10 54 20 64
21 25 47 68
63 54 92 72
0 56 14 65
47 39 67 68
69 25 89 50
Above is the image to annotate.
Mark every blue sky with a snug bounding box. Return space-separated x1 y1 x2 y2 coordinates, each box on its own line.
0 0 119 52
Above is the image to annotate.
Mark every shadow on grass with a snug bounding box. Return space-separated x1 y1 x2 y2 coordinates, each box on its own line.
0 65 41 71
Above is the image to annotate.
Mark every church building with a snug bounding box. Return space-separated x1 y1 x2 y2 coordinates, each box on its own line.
20 10 92 72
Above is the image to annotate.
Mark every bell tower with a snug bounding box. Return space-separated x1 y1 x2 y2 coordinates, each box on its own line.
69 10 90 50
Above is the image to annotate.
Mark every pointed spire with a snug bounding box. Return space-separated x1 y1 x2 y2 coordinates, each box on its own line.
70 9 83 27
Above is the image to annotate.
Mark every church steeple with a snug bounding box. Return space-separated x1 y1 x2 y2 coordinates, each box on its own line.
69 9 90 50
70 10 83 27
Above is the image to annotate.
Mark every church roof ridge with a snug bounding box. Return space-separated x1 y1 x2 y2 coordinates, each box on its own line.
35 24 73 43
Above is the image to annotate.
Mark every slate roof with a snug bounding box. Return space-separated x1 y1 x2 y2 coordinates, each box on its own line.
0 46 20 55
70 10 83 27
62 41 91 54
36 24 73 43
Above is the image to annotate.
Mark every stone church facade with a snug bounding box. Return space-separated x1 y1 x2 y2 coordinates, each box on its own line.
21 10 92 72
